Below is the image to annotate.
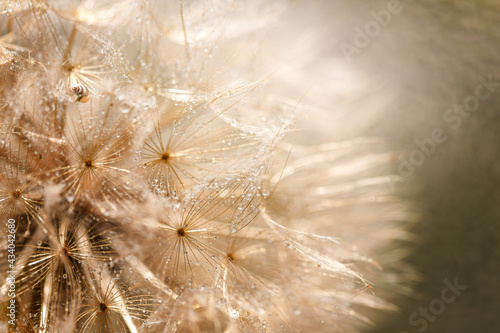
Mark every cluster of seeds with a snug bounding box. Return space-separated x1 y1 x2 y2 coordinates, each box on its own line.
0 1 405 332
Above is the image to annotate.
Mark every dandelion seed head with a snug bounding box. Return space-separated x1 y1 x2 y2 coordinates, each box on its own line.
0 1 411 332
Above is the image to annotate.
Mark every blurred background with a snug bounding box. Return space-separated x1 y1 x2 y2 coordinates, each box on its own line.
284 0 500 332
311 0 500 332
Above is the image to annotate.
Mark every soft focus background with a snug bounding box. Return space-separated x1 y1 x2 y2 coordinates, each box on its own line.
292 0 500 332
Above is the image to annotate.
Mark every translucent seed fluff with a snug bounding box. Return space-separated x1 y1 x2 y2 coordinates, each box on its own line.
0 1 410 332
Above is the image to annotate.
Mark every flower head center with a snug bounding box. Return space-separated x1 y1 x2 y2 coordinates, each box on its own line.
12 189 22 199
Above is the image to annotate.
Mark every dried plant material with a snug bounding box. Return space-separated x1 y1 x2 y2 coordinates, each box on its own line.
0 1 409 333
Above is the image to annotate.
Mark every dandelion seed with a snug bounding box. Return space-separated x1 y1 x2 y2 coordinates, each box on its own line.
77 260 156 333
